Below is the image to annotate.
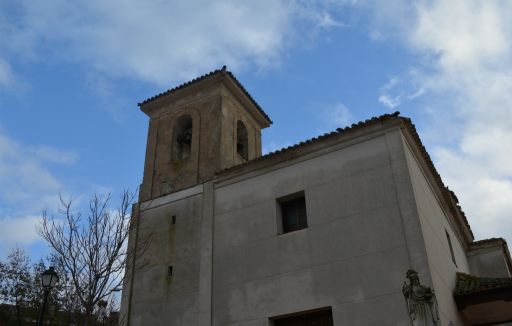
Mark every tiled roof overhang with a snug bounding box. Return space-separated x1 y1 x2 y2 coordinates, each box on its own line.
138 66 272 126
454 272 512 310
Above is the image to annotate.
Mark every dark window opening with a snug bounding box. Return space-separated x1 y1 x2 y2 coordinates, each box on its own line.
278 192 307 234
236 120 248 160
167 265 173 276
446 229 457 266
171 215 176 225
173 115 193 160
272 308 333 326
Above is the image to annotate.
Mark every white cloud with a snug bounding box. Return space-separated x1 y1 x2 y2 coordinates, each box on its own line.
412 1 509 70
0 215 41 247
315 12 345 29
435 149 512 241
378 94 400 109
28 146 78 165
378 73 425 109
0 58 14 87
0 132 67 207
370 0 512 243
322 102 352 128
0 0 301 86
0 130 76 249
0 0 349 88
408 0 512 241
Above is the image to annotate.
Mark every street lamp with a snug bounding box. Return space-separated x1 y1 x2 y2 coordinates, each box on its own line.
37 267 59 326
97 300 108 324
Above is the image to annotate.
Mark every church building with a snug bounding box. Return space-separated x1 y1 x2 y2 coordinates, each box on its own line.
120 67 512 326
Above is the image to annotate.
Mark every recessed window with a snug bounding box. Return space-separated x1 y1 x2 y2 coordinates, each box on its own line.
278 192 307 234
446 229 457 266
236 120 248 160
168 265 173 277
272 308 333 326
173 115 193 160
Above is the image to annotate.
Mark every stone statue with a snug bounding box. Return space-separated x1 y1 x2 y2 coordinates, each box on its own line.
402 269 440 325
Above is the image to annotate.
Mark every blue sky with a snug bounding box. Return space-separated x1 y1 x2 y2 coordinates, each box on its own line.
1 0 511 259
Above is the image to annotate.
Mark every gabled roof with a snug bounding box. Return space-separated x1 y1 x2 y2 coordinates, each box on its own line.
217 111 475 243
138 66 272 125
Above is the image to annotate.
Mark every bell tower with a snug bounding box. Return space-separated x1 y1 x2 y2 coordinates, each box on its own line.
138 66 272 201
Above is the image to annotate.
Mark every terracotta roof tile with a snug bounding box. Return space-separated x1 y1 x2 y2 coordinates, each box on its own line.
454 272 512 296
138 66 272 124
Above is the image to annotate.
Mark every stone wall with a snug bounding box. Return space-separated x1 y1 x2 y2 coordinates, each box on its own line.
124 187 204 325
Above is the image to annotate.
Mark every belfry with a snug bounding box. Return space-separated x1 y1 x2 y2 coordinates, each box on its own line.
137 66 271 201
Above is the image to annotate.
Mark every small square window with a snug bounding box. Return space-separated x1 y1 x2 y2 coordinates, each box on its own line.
278 192 307 234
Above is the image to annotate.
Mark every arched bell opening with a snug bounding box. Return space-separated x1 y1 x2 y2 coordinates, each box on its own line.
236 120 248 160
173 115 193 161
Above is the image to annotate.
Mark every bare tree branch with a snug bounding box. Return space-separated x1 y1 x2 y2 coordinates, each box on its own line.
38 190 150 326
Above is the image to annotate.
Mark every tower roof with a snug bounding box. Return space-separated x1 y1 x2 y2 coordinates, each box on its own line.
138 66 272 126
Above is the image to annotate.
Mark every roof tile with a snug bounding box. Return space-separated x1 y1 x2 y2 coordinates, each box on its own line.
454 272 512 296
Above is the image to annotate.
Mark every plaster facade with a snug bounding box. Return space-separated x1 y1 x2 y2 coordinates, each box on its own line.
120 68 512 326
467 240 511 278
403 137 470 325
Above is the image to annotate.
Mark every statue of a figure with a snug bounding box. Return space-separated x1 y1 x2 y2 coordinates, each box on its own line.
402 269 440 326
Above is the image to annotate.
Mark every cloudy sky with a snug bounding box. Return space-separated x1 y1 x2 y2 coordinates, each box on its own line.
1 0 511 259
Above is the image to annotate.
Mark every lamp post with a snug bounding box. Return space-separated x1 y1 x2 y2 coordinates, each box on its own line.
37 267 59 326
97 300 108 325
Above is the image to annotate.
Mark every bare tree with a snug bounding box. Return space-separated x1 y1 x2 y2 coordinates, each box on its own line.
38 191 148 325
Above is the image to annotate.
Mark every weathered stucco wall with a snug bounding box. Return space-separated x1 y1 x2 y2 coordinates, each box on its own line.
468 245 511 277
403 136 470 325
212 131 412 326
125 188 204 325
140 85 223 200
